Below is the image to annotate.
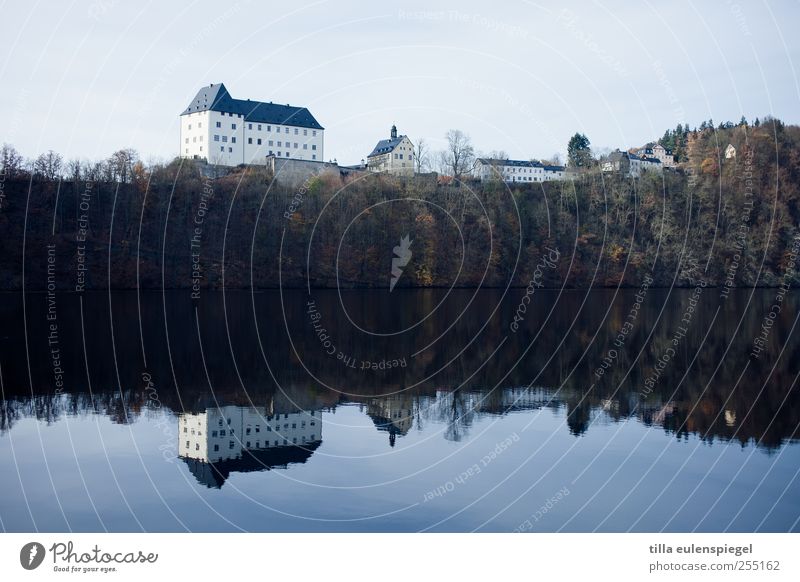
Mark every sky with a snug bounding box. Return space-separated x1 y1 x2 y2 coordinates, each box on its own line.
1 0 799 166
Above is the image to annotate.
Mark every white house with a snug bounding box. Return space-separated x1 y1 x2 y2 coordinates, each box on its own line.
180 83 324 167
636 143 676 168
725 143 737 159
602 150 662 178
472 158 566 183
366 126 415 176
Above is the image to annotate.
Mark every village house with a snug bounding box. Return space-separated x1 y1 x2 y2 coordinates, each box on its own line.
366 125 415 175
472 158 567 183
601 150 662 178
636 143 676 168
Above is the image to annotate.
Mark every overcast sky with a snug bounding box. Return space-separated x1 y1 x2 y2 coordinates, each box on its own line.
1 0 798 165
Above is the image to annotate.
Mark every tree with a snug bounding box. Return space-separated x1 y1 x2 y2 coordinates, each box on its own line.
414 138 429 173
567 133 592 168
545 152 563 166
34 150 63 181
0 144 25 178
442 129 475 180
107 148 138 183
66 159 82 182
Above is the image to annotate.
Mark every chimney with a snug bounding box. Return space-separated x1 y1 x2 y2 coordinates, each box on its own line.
390 124 397 139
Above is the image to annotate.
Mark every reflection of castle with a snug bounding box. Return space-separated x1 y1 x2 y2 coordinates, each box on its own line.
179 405 322 488
366 394 414 447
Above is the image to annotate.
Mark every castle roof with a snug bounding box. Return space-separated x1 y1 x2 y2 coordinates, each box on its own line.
181 83 324 130
368 135 408 158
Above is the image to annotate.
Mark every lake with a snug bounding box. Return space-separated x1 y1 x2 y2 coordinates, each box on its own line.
0 288 798 532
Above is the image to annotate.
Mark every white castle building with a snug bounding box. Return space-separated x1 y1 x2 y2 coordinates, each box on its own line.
180 83 324 167
472 158 567 183
179 406 321 465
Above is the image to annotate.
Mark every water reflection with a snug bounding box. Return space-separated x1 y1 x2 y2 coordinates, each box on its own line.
179 406 322 488
1 289 799 531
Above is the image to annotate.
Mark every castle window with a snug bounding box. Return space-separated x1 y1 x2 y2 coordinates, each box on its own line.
231 137 236 143
257 124 262 130
188 124 191 130
248 138 252 144
257 138 262 145
312 130 317 136
294 128 298 135
303 129 307 136
214 135 219 141
222 136 227 142
284 127 289 134
214 444 219 451
229 147 232 152
312 155 316 160
248 123 252 130
231 123 236 130
268 140 273 146
312 145 316 150
229 441 234 449
277 141 281 147
220 146 224 152
216 121 221 128
267 125 271 132
303 144 307 150
294 143 298 149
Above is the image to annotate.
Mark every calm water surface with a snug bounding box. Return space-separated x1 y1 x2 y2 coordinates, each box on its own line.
1 289 798 532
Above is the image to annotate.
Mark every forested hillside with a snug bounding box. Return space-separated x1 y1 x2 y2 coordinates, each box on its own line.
1 119 799 290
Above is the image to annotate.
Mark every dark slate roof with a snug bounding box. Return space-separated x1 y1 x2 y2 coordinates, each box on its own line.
367 136 407 158
476 158 565 171
181 83 324 130
610 151 661 164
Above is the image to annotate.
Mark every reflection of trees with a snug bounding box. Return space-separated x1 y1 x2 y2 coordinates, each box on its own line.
426 390 477 443
2 286 799 449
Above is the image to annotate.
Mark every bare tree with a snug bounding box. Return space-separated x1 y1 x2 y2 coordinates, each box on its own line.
107 148 138 183
0 144 25 178
34 150 63 181
414 138 429 173
66 159 82 182
487 150 508 160
443 129 475 180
